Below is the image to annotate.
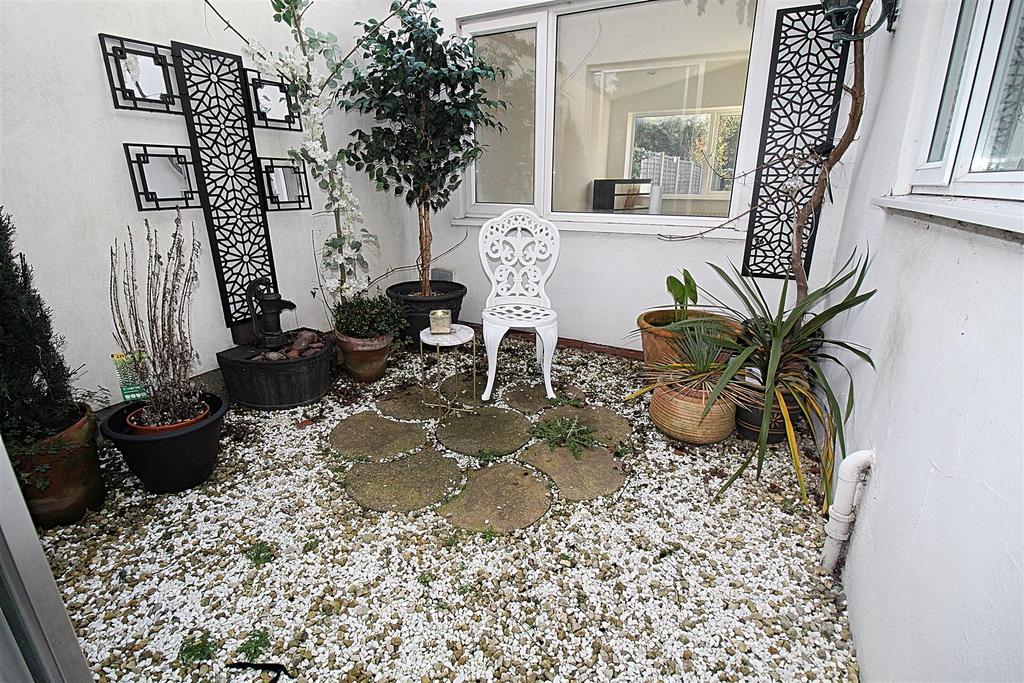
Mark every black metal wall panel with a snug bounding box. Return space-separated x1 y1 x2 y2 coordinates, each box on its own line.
742 6 850 279
172 42 278 326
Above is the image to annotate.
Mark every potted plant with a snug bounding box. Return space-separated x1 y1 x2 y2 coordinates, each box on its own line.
339 0 507 339
694 254 875 510
637 269 738 365
629 318 758 445
333 293 407 382
101 212 228 494
0 209 104 528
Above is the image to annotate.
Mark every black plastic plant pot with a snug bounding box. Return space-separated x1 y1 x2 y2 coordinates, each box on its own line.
735 404 786 444
100 393 228 494
216 334 334 410
386 280 468 341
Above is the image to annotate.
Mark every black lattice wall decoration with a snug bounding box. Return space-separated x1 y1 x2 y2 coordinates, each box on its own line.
245 69 303 131
172 41 278 327
100 34 183 115
123 143 201 211
742 5 850 279
258 157 312 211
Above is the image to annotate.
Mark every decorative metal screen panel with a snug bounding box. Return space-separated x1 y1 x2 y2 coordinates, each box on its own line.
172 42 277 326
742 5 850 278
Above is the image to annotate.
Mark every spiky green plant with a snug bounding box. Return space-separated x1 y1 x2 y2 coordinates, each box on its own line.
677 253 875 510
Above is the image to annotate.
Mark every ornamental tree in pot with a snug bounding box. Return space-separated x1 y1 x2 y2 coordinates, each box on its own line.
339 0 506 339
0 208 105 528
332 294 407 382
101 212 228 494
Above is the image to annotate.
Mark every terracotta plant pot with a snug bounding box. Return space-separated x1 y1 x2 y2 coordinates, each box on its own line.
637 308 739 366
13 404 105 529
126 401 210 434
335 332 393 382
649 385 735 445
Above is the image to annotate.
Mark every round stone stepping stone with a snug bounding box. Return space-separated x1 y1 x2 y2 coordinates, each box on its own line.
377 385 437 421
538 405 632 447
346 449 461 512
436 407 531 456
438 371 490 407
329 411 428 462
520 443 625 501
439 463 551 532
502 383 586 414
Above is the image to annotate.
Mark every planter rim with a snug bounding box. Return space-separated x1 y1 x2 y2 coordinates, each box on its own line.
101 392 227 443
33 402 95 449
127 401 211 434
386 280 468 301
637 307 736 334
334 331 393 351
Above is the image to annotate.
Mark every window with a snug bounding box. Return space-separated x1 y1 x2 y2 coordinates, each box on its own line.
914 0 1023 200
461 0 761 233
475 28 537 204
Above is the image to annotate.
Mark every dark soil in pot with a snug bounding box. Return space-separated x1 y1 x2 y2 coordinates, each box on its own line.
100 392 228 494
335 332 393 382
13 403 105 529
386 280 468 341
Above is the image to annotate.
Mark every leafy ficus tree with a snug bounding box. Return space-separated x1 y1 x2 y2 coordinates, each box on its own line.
340 0 506 297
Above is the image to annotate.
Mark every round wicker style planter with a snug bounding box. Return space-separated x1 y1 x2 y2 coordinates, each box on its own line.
637 308 740 366
649 385 735 445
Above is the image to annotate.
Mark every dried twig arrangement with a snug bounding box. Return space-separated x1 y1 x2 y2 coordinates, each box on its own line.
110 210 202 426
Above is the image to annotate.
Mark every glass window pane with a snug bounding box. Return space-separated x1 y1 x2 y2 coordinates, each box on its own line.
552 0 754 217
972 0 1024 173
475 28 536 204
928 0 980 163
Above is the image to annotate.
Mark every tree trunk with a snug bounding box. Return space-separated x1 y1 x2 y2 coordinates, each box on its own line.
418 204 432 297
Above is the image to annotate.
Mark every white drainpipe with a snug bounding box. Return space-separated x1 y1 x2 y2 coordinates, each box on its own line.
821 449 876 574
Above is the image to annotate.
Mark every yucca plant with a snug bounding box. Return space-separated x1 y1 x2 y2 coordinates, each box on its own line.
666 254 875 511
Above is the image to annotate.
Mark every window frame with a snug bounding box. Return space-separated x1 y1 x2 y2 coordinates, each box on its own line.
912 0 1023 200
456 0 789 238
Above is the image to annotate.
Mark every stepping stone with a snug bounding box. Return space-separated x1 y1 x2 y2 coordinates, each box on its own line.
538 405 632 447
436 407 532 456
438 371 496 407
329 411 428 462
377 385 437 421
502 383 586 414
520 443 625 501
439 463 551 532
346 449 461 512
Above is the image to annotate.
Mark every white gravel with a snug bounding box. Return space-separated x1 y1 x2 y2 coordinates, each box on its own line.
41 337 858 682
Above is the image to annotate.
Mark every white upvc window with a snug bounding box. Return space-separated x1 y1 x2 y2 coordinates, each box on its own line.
457 0 785 237
913 0 1024 201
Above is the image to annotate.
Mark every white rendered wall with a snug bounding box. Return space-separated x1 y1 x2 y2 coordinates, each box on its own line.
817 0 1024 679
0 0 406 398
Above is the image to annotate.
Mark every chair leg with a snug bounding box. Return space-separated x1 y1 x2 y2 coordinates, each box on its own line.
481 322 508 401
535 331 543 371
537 322 558 399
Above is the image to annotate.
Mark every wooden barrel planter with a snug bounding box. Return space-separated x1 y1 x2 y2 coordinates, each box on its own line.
649 385 736 445
637 308 740 366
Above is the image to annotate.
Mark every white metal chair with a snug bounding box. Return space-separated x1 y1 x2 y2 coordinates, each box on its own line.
478 208 561 401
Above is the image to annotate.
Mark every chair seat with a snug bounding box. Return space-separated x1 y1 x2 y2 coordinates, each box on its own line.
482 303 557 327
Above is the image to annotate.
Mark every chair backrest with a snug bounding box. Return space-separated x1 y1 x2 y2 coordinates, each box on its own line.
478 208 560 309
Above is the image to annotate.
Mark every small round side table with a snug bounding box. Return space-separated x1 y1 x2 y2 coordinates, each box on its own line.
419 324 477 418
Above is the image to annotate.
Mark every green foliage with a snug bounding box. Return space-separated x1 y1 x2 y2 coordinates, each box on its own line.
417 571 435 586
236 628 271 660
302 536 320 553
532 417 596 457
692 253 875 509
340 0 506 211
473 449 502 463
0 208 80 456
178 630 217 666
244 541 276 565
332 294 406 339
666 269 699 321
